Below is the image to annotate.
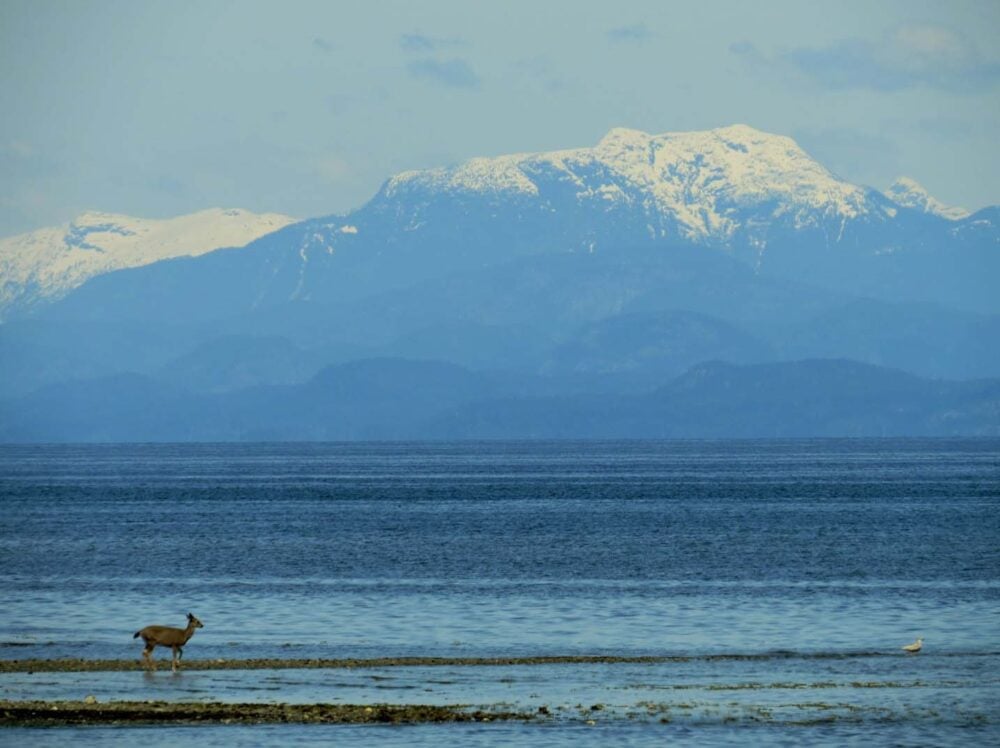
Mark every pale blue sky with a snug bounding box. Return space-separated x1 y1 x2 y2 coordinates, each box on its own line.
2 0 998 235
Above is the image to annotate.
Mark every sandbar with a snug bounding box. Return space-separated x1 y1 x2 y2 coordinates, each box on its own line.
0 699 534 726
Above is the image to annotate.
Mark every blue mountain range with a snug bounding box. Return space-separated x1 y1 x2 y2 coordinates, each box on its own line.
1 124 998 439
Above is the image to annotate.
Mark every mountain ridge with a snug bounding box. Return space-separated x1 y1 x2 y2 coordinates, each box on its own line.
2 357 996 442
384 124 872 240
1 124 997 439
0 207 296 320
885 177 970 220
5 125 997 324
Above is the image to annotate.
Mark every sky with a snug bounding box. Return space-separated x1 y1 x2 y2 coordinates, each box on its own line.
1 0 998 237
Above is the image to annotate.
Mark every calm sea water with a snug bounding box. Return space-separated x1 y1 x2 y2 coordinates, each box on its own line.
1 439 998 746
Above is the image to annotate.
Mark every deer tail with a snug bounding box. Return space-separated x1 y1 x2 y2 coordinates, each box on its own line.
133 631 141 638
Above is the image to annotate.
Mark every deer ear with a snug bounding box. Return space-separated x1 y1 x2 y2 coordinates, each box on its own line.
187 613 193 619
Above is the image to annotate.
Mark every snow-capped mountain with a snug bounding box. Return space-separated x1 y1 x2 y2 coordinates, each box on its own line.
25 125 1000 338
2 124 997 429
0 208 296 320
17 126 994 329
12 125 989 324
383 124 877 244
342 122 1000 303
263 123 992 314
884 177 970 220
23 123 989 339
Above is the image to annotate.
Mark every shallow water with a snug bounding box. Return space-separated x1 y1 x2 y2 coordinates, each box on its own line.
6 722 997 748
1 439 998 745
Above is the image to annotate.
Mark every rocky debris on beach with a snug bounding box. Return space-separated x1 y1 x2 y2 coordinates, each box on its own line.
0 655 669 673
0 699 534 726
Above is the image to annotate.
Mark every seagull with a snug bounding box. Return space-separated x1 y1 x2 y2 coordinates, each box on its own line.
902 637 923 653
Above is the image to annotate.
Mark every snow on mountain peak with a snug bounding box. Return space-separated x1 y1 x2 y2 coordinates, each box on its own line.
383 125 870 241
0 208 297 320
884 177 970 220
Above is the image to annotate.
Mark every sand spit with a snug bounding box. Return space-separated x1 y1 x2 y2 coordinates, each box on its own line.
0 699 533 727
0 651 891 673
0 655 669 673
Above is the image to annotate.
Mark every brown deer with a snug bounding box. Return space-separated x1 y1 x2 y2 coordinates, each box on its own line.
133 613 204 671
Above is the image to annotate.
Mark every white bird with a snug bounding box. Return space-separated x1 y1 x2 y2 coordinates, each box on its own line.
902 637 923 653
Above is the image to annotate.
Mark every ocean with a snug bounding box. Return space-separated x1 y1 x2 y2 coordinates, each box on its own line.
1 439 998 745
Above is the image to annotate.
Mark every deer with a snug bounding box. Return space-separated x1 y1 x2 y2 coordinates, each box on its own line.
133 612 204 672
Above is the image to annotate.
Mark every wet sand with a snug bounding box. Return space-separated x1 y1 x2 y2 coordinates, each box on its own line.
0 699 534 726
0 651 889 673
1 655 995 733
0 655 670 673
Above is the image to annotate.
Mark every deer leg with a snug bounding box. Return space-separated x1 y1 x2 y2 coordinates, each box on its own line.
143 643 156 671
171 645 179 672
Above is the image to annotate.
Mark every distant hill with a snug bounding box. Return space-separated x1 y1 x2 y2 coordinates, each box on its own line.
428 359 1000 440
1 358 996 442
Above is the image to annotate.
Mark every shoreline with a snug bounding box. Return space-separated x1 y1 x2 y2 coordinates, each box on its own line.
0 651 898 673
0 699 534 726
0 655 667 673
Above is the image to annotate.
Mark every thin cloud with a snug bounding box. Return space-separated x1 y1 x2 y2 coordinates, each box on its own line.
732 25 1000 93
312 37 336 53
607 23 654 44
399 33 465 53
406 57 480 89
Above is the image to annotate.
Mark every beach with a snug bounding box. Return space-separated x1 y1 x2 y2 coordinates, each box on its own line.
2 649 996 734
